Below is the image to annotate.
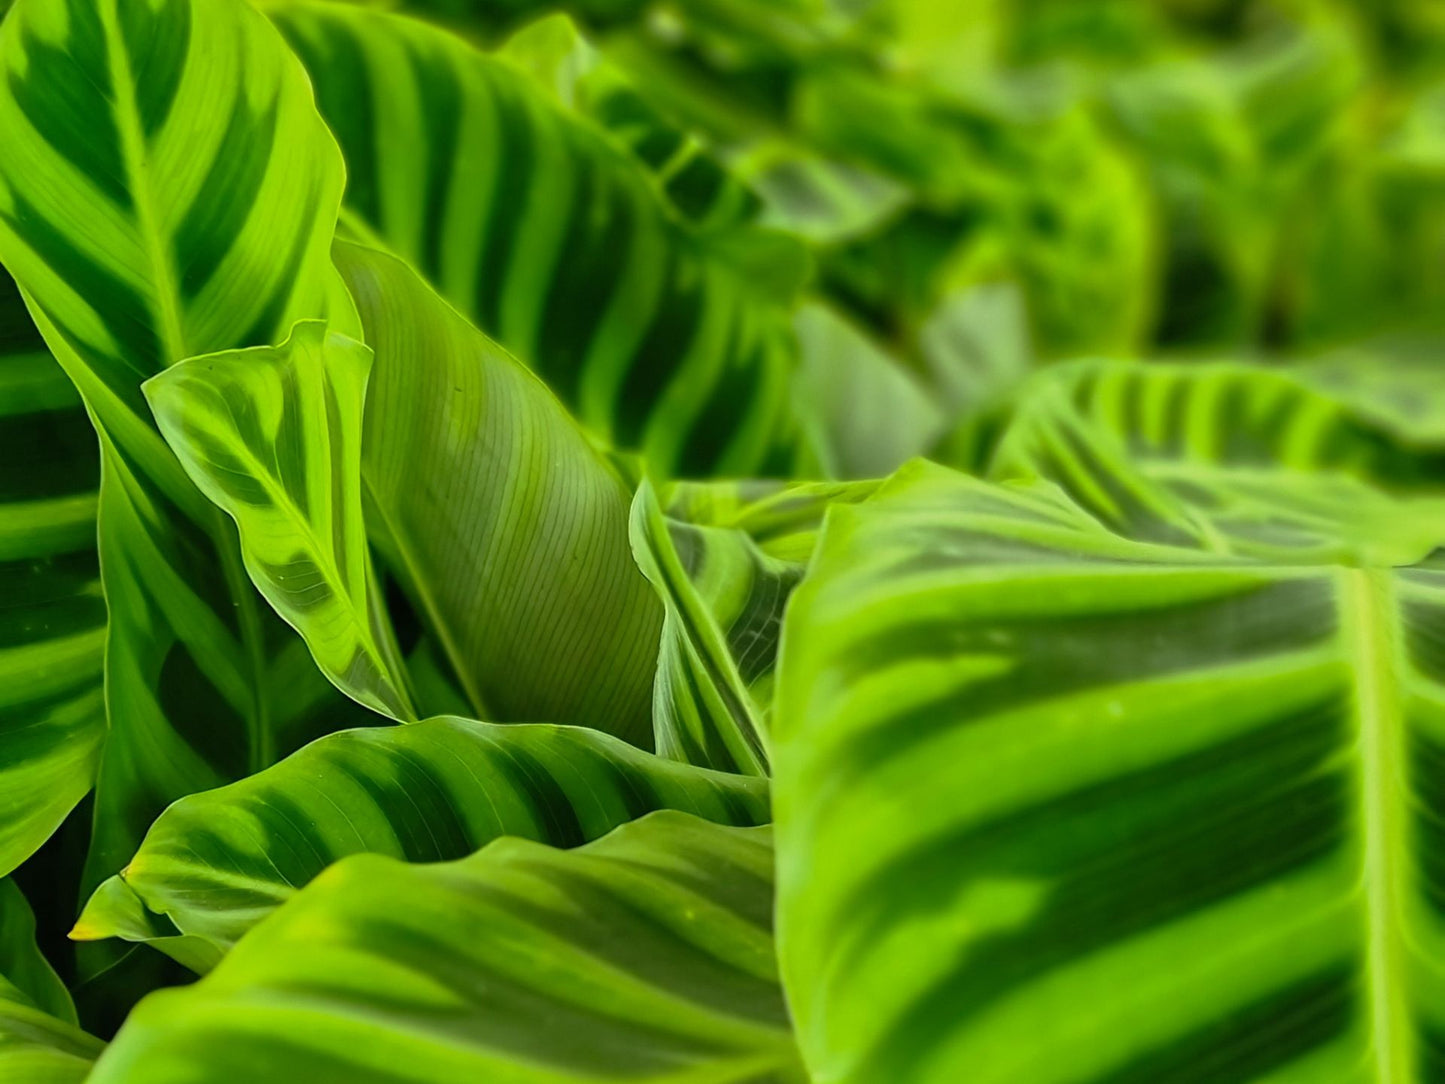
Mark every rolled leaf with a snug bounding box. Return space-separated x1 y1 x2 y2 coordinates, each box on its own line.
88 812 803 1082
74 716 768 960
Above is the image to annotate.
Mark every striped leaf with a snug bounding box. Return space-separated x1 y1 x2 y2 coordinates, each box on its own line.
0 879 102 1083
146 321 415 720
0 268 104 877
270 0 805 478
73 716 769 963
89 811 804 1082
335 241 663 744
631 475 878 775
0 0 379 885
977 359 1445 559
774 458 1445 1083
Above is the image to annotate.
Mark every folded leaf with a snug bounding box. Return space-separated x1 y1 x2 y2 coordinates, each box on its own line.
89 811 803 1082
146 321 415 720
0 269 104 877
74 716 769 961
272 0 804 477
631 476 878 774
0 0 378 886
335 241 663 744
775 458 1445 1083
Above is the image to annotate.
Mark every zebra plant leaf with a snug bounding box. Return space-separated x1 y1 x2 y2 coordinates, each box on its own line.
146 321 415 720
269 0 805 478
88 812 804 1083
774 457 1445 1083
0 269 104 878
978 359 1445 559
334 241 662 744
73 716 769 963
631 475 878 775
0 0 377 885
0 880 102 1083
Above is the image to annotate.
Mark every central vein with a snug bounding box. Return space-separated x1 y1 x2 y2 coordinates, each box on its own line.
1341 567 1410 1083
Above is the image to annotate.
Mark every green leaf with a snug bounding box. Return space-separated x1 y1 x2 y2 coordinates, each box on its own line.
0 0 378 886
334 241 663 744
0 269 104 877
89 811 803 1082
270 0 805 478
74 716 768 961
0 879 102 1083
972 358 1445 560
774 458 1445 1083
0 879 74 1025
145 321 415 720
630 475 878 774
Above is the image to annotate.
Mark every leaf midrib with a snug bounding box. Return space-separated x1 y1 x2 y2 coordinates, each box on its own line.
1341 566 1411 1083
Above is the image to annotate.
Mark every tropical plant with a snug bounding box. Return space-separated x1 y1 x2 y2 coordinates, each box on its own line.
1 0 1443 1080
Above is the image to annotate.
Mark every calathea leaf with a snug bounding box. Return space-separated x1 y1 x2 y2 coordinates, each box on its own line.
774 457 1445 1083
0 879 102 1082
270 0 806 478
0 268 104 878
334 241 663 745
146 321 415 720
975 358 1445 560
630 475 878 775
73 716 769 962
0 0 378 887
88 812 804 1083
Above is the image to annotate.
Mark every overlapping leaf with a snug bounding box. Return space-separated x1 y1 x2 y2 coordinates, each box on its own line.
335 241 662 743
0 880 102 1083
631 475 877 774
0 269 103 877
775 458 1445 1083
0 0 378 886
89 812 804 1083
146 321 415 720
74 716 769 961
271 0 806 478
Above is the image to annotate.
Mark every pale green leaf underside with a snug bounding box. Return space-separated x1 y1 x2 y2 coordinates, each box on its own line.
89 812 805 1083
775 459 1445 1084
75 716 769 959
335 241 662 744
146 320 414 720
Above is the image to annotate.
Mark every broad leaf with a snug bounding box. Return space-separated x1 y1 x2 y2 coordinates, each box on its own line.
335 241 663 744
0 0 377 885
89 812 804 1082
271 0 806 477
74 716 768 961
0 879 102 1082
0 269 103 877
146 321 415 720
631 475 877 774
775 458 1445 1083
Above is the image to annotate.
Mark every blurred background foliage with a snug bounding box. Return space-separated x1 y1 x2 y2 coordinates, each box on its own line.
351 0 1445 479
